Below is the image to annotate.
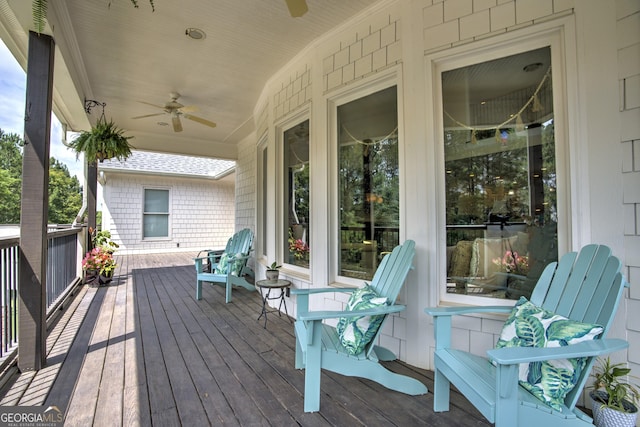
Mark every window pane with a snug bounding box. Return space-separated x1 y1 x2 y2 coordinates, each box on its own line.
144 189 169 213
143 189 169 238
260 146 268 259
337 86 399 280
284 120 310 268
143 214 169 238
442 47 558 300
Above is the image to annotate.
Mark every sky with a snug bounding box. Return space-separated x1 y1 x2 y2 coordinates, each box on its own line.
0 39 85 181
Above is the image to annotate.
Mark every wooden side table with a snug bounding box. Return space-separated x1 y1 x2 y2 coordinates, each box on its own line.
255 279 292 328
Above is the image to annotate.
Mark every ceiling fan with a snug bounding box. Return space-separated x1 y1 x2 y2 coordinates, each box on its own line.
131 92 216 133
285 0 308 17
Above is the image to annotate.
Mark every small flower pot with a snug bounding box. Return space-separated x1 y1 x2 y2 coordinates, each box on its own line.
265 269 279 281
590 390 639 427
99 271 113 285
84 269 99 286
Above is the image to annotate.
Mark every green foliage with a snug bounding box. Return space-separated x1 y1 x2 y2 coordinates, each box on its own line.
32 0 47 33
0 128 83 224
0 130 23 223
68 118 133 163
268 262 282 270
91 229 119 252
0 169 21 223
32 0 155 34
591 357 640 413
0 130 23 173
48 159 82 224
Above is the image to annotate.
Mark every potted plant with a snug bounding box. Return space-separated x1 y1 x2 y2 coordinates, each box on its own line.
83 228 120 285
265 262 281 281
91 229 119 253
82 246 117 285
589 357 639 427
68 118 134 163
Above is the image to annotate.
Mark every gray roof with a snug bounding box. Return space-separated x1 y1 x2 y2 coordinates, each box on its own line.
99 151 235 179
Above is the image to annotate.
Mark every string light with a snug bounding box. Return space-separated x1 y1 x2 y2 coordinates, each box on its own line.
444 66 551 143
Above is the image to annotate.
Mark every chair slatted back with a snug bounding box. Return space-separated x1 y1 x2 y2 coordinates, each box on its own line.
226 228 254 256
529 244 625 409
369 240 416 303
365 240 416 357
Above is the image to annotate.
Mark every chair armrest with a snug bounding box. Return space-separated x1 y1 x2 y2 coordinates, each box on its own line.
426 305 513 350
290 287 357 296
487 338 629 365
425 305 513 317
298 304 405 322
293 287 359 318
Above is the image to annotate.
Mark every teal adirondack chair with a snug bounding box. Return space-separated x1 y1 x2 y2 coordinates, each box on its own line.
292 240 428 412
425 244 629 427
194 228 255 303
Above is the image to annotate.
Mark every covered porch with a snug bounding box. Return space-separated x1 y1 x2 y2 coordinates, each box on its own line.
0 252 489 426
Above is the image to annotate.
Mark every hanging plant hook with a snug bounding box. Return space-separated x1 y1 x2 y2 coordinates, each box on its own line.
84 98 107 122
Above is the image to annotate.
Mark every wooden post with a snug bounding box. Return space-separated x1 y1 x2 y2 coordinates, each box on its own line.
19 31 55 371
87 162 98 248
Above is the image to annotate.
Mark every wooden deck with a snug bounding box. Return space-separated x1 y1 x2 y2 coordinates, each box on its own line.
0 252 490 426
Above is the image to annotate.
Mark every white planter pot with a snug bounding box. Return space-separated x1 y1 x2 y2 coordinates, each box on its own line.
590 391 639 427
265 270 279 281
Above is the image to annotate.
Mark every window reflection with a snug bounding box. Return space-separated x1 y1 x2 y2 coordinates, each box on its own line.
442 47 558 300
337 86 399 280
284 120 310 268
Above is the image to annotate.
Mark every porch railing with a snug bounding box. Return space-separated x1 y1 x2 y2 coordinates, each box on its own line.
0 237 19 361
0 226 84 367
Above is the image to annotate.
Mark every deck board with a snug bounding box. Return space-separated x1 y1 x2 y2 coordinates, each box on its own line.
0 252 491 426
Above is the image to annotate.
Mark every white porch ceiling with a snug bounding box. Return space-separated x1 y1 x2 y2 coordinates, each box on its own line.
0 0 381 159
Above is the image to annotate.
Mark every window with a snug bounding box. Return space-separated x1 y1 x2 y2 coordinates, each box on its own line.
143 188 169 238
337 86 399 280
442 46 558 301
283 120 310 268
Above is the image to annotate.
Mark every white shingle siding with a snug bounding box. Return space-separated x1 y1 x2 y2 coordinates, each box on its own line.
423 0 573 53
103 173 235 254
273 63 312 122
322 12 401 94
619 0 640 374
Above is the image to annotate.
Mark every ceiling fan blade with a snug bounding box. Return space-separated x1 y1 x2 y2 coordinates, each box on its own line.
183 114 217 128
285 0 308 17
172 114 183 132
137 101 166 110
180 105 198 113
131 113 165 120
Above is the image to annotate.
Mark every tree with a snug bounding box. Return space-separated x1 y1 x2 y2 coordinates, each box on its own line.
0 130 23 223
0 128 82 224
48 159 82 224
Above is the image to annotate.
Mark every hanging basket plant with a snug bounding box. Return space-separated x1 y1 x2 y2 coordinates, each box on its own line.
69 118 134 163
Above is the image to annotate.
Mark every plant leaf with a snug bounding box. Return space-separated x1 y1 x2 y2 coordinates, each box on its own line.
32 0 47 34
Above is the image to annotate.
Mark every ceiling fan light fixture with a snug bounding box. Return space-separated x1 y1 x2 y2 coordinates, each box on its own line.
185 28 206 40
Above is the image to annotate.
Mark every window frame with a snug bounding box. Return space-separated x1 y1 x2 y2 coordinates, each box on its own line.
257 133 268 262
142 187 171 240
328 68 404 287
429 24 573 307
276 110 311 276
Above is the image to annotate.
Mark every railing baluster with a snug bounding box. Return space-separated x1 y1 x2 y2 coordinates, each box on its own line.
0 226 82 369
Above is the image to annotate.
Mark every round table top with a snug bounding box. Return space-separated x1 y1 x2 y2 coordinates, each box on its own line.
255 279 291 289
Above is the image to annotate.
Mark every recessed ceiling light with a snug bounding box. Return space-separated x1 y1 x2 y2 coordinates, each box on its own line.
185 28 206 40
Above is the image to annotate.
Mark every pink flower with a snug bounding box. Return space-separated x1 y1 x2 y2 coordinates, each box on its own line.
492 250 529 274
